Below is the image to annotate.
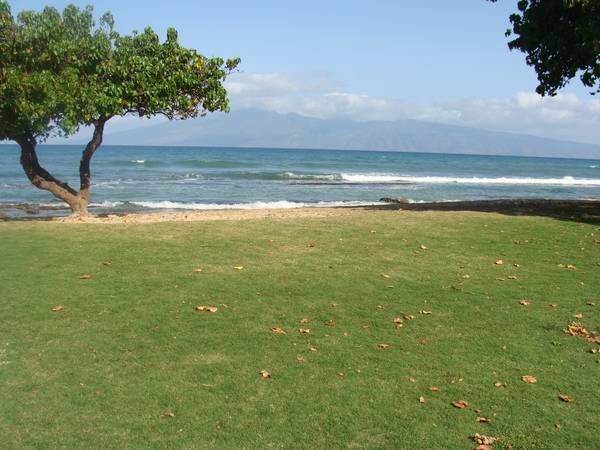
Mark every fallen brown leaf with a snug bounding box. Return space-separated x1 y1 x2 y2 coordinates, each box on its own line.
408 377 416 383
271 327 286 335
586 301 596 306
419 396 426 404
159 412 175 418
558 394 572 403
428 386 439 392
377 343 390 349
300 317 310 324
381 273 391 279
476 416 492 423
452 400 468 409
193 268 203 273
507 275 518 280
521 375 537 384
194 306 218 313
472 433 499 445
495 277 506 281
299 328 310 334
324 319 335 327
462 274 471 279
403 314 416 320
564 322 589 338
519 299 531 306
558 263 576 269
419 310 432 315
513 263 520 267
393 317 404 326
51 305 64 312
331 303 339 308
102 261 112 267
79 274 92 280
574 313 583 319
549 303 558 308
589 348 599 353
258 370 271 379
233 266 244 270
420 244 428 250
494 381 507 388
308 346 317 352
494 259 504 265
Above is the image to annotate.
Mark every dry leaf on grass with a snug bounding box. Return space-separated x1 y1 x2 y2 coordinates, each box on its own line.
296 356 304 362
590 348 600 354
574 313 583 319
393 317 404 327
549 303 558 308
331 303 339 308
494 381 507 388
233 266 244 270
519 299 531 306
193 268 203 273
472 433 499 445
381 273 391 279
507 275 518 280
419 396 426 404
521 375 537 384
586 301 596 306
408 377 416 383
558 264 576 269
194 306 218 313
494 259 504 265
271 327 286 335
308 346 318 352
79 274 92 280
299 328 310 334
300 317 310 324
564 322 589 338
462 274 471 279
102 261 112 267
476 416 492 423
258 370 271 379
495 277 506 281
377 343 390 349
404 314 416 320
159 412 175 418
451 400 468 409
558 394 572 403
429 386 439 392
419 310 432 315
324 320 335 327
420 244 428 250
51 305 64 312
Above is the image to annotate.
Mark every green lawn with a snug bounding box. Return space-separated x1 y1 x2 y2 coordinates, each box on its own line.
0 210 598 449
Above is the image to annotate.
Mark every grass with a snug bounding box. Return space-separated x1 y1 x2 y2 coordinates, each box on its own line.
0 210 599 449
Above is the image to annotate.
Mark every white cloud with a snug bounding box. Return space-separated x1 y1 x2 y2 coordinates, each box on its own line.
225 72 600 145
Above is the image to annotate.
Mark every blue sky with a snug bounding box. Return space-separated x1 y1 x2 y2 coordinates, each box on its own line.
9 1 600 146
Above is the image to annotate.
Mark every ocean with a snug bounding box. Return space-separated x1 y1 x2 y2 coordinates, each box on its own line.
1 144 599 217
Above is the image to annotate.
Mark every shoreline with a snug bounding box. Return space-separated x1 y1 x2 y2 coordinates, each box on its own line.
2 198 598 224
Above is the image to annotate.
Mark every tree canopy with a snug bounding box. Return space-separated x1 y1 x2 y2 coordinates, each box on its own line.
495 0 600 96
0 1 239 215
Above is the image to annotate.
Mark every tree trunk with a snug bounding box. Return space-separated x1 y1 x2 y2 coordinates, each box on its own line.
15 119 107 217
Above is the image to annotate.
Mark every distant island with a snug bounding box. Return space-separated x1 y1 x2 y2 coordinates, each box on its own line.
94 109 600 160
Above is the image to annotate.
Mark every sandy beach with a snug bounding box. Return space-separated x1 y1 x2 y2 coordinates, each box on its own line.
47 199 600 224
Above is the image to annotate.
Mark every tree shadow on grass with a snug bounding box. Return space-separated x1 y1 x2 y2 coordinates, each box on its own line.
368 199 600 226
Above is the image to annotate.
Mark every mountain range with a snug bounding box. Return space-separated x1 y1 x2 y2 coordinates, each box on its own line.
83 109 599 159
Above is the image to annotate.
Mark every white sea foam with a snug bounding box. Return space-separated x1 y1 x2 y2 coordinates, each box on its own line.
128 200 387 210
590 165 598 169
284 172 341 181
131 160 146 164
340 173 600 186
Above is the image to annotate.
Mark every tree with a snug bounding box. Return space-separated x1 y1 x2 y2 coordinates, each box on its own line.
0 2 240 216
493 0 600 96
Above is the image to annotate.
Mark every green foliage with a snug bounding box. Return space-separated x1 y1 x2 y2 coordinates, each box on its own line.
0 1 239 141
500 0 600 96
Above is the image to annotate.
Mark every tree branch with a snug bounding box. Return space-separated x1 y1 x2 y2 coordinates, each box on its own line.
79 117 108 197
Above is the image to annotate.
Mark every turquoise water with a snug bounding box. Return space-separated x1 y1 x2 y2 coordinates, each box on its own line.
1 144 599 215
